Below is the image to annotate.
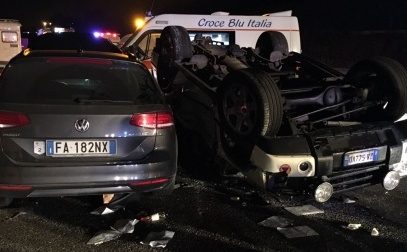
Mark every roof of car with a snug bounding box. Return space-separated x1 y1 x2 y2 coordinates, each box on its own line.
29 32 122 53
19 49 131 61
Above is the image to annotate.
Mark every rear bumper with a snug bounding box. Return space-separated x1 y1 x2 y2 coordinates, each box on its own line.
247 120 407 192
0 159 177 198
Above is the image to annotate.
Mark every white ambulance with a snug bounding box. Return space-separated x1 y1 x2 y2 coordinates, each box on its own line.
0 19 21 69
121 11 301 73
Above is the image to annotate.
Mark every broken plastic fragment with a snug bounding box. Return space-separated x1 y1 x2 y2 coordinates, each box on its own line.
371 227 379 236
141 231 175 248
103 194 115 204
111 219 139 234
285 205 324 216
87 230 122 245
258 216 294 228
87 218 139 245
277 226 319 238
343 223 362 230
343 197 356 204
6 211 27 221
140 213 166 222
90 205 124 216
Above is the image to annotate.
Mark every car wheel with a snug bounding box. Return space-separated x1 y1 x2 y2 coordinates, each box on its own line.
0 197 13 208
255 31 289 59
157 26 193 93
218 68 283 140
346 57 407 121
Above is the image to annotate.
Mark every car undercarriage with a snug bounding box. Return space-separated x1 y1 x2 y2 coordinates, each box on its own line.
149 26 407 202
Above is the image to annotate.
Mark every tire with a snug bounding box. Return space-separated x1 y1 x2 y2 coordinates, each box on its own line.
345 57 407 121
157 26 193 92
255 31 289 59
0 197 13 208
218 69 283 139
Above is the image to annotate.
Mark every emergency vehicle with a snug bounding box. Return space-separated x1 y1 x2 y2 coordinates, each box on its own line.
0 19 21 68
121 11 301 77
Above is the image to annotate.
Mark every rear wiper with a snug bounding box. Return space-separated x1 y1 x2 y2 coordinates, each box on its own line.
73 98 135 104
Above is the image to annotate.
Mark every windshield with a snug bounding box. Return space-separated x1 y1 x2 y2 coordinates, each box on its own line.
0 57 162 105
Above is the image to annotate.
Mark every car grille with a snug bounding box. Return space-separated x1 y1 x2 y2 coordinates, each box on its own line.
324 165 386 194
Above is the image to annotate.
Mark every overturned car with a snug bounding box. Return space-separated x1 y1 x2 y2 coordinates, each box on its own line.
140 25 407 202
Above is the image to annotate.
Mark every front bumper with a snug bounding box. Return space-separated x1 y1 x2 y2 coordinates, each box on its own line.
246 120 407 193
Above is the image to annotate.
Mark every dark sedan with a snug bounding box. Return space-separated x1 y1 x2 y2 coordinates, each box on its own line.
0 50 177 207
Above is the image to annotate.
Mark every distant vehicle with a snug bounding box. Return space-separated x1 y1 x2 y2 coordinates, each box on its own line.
93 31 120 45
120 11 300 78
29 32 122 53
123 11 300 53
37 26 75 36
0 19 22 69
0 50 177 207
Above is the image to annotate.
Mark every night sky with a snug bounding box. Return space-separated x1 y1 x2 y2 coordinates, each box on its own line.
1 0 407 34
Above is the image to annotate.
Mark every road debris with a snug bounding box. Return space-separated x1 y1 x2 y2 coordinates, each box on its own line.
285 205 324 216
258 216 294 228
139 213 167 223
371 228 380 236
112 219 139 233
90 205 124 216
5 211 27 221
230 196 240 201
141 231 175 248
343 223 362 230
277 226 319 239
87 218 139 245
103 194 115 204
343 197 356 204
87 229 122 245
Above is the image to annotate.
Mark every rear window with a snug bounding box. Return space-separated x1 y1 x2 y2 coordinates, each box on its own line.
29 33 122 53
0 57 162 105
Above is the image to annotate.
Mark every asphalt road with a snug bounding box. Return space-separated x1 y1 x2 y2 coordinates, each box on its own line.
0 172 406 252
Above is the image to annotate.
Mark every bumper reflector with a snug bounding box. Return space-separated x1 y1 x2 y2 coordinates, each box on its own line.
130 178 169 187
0 185 33 191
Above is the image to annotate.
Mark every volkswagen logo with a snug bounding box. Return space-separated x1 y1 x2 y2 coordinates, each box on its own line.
74 119 90 132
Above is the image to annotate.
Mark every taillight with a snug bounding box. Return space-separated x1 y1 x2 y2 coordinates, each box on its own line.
130 112 174 129
0 111 30 128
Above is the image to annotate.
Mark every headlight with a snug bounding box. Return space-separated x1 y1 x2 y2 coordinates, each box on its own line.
314 182 333 203
383 171 401 191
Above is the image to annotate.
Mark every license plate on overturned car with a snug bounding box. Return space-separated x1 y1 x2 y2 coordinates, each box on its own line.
343 148 380 166
46 140 117 157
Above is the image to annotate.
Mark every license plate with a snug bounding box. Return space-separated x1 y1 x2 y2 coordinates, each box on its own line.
343 148 380 166
46 140 116 157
